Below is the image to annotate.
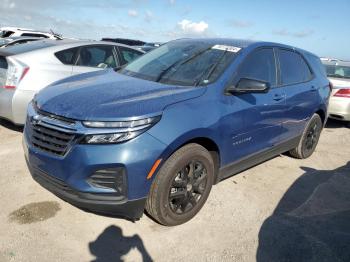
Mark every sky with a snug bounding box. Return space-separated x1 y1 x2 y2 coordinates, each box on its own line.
1 0 349 60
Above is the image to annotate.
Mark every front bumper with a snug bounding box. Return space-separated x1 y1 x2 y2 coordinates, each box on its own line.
328 96 350 121
26 161 147 219
23 103 167 219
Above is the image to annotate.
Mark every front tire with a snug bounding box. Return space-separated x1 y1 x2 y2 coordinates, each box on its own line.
289 114 323 159
146 143 214 226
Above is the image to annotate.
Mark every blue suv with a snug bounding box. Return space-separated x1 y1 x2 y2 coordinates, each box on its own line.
23 39 331 226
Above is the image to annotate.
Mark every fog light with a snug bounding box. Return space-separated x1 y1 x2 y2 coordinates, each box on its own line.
87 168 126 196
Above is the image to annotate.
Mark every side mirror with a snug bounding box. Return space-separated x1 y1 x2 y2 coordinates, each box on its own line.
226 78 270 95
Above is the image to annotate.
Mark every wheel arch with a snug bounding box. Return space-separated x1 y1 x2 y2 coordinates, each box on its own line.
158 133 221 184
315 107 326 125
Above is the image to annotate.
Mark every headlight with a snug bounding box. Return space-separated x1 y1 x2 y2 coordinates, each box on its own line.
83 116 159 128
81 116 161 144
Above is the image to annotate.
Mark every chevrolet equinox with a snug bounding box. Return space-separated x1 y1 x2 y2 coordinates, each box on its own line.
23 39 331 226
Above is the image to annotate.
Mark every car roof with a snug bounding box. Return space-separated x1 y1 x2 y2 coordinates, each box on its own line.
172 38 318 57
172 38 255 48
0 39 144 56
321 58 350 66
6 36 43 41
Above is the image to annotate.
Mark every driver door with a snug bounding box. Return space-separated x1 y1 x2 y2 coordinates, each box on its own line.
221 48 287 164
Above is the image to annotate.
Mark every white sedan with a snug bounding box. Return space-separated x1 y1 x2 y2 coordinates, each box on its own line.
322 58 350 125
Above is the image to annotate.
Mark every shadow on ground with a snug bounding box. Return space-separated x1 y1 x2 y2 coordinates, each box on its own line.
89 225 153 262
0 119 23 133
325 119 349 129
257 161 350 262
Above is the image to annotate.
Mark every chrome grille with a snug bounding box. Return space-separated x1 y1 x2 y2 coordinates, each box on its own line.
28 112 77 156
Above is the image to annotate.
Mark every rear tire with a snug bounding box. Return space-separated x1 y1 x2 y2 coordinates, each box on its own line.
146 143 214 226
289 114 322 159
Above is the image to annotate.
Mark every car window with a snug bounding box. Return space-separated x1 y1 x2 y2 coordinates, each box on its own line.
118 46 143 65
76 45 117 68
21 33 48 38
121 41 238 86
279 49 312 85
324 64 350 79
236 48 277 86
0 30 14 37
305 54 326 78
55 47 79 65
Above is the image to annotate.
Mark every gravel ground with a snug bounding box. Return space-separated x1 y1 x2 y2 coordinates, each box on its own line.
0 119 349 262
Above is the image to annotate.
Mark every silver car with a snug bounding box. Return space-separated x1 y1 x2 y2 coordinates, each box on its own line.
0 39 144 125
0 36 43 48
322 58 350 124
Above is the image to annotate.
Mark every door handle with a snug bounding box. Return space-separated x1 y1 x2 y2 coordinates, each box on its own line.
273 93 284 101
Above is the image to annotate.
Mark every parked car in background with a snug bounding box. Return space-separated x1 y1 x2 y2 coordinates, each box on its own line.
101 38 145 46
0 39 144 125
136 42 162 52
23 38 331 226
0 27 62 39
321 58 350 124
0 36 42 48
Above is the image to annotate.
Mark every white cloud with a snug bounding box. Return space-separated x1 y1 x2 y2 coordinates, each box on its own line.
273 29 314 38
178 19 208 35
230 20 253 28
144 10 153 22
169 0 175 5
128 9 138 17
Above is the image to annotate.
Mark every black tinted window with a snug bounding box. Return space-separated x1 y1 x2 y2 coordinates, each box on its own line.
55 47 78 65
21 33 48 38
76 45 117 68
305 54 326 77
0 31 14 37
118 46 143 65
237 48 276 86
279 50 312 85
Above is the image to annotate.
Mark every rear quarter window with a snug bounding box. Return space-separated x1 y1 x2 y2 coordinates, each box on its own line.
305 54 327 78
55 47 79 65
278 49 312 85
118 46 143 65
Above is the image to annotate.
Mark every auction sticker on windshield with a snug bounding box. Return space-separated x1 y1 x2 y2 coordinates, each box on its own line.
212 45 241 53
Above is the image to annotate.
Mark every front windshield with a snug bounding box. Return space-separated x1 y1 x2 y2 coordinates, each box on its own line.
120 41 240 86
325 64 350 79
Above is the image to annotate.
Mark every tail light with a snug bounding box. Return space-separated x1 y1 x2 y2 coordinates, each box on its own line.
334 88 350 98
2 58 29 89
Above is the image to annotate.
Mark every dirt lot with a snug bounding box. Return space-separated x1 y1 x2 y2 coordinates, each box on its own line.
0 119 349 262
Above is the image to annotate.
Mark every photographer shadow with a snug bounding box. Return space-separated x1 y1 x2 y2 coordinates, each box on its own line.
89 225 152 262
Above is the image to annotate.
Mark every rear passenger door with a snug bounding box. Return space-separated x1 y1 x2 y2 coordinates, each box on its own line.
276 49 318 141
72 45 119 74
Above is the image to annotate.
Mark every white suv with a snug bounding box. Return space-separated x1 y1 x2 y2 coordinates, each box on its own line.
0 27 62 40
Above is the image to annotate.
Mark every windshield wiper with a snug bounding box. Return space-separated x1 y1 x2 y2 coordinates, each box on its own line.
155 47 212 83
113 65 125 72
193 49 229 86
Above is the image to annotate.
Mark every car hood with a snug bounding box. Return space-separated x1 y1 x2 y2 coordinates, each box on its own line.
35 69 206 121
